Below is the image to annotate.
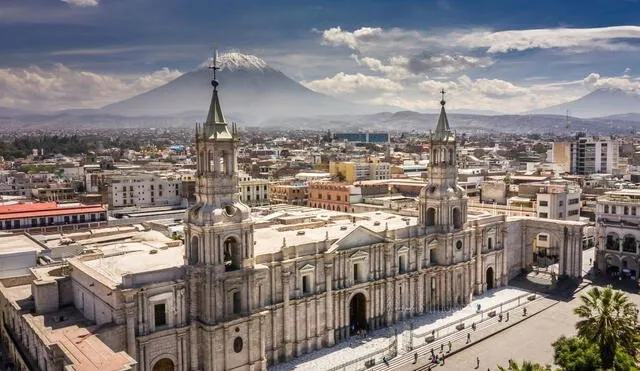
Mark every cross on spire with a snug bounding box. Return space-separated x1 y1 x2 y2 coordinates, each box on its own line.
209 49 220 90
440 89 446 106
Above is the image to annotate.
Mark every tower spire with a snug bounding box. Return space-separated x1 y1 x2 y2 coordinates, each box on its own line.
206 49 226 126
434 89 451 138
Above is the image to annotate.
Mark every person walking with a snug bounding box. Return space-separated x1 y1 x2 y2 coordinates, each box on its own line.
506 312 509 322
448 341 452 352
476 356 480 369
472 322 476 331
523 307 527 316
413 352 418 364
467 332 471 343
440 343 444 352
383 356 388 366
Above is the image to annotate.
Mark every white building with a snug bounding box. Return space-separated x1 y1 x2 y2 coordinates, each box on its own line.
535 182 582 221
238 171 269 207
109 174 183 208
571 136 620 175
596 189 640 279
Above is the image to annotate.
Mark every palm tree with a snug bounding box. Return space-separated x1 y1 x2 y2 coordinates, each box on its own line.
497 359 550 371
573 286 639 369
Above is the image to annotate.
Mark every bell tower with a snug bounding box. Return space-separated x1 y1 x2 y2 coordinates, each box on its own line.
419 90 467 231
185 53 254 271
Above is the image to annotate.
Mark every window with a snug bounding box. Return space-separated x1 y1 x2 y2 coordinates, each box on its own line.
539 212 548 218
569 198 579 205
604 205 609 213
31 218 37 226
337 195 341 201
559 212 563 218
539 200 548 207
398 255 407 274
154 303 166 327
559 201 563 207
302 275 311 294
232 292 241 314
612 206 617 214
568 210 579 216
487 238 493 249
538 234 548 241
624 206 629 215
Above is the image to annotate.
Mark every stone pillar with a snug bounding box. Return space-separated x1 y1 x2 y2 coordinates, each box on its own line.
282 271 293 360
124 300 137 365
325 264 335 346
416 274 423 314
501 227 508 285
474 228 483 294
189 271 199 371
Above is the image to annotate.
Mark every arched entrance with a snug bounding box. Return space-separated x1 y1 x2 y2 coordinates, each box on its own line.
485 267 494 290
153 358 175 371
349 293 367 335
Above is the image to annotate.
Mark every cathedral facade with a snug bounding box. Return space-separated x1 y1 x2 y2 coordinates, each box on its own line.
131 75 509 370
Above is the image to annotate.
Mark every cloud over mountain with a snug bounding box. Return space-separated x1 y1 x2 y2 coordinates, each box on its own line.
0 64 182 110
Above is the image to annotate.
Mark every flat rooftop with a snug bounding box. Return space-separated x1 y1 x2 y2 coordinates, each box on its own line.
253 211 418 255
0 234 43 255
83 245 184 285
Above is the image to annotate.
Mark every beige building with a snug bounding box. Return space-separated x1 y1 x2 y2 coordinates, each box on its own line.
0 77 587 371
596 189 640 279
551 141 572 173
109 174 183 208
238 172 269 207
329 160 390 184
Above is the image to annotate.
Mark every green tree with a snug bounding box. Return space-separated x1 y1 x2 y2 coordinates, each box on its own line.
553 336 602 371
553 335 638 371
497 359 551 371
573 286 639 369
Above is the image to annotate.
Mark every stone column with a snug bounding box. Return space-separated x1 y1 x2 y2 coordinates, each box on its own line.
501 227 508 285
325 264 335 346
124 300 137 365
474 228 483 294
189 271 199 371
282 271 293 360
416 274 423 314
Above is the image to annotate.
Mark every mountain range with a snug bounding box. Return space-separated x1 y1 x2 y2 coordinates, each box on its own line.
1 52 640 133
529 87 640 118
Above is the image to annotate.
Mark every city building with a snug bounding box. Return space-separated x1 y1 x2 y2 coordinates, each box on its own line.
551 141 572 173
333 132 389 143
108 174 183 208
595 189 640 279
0 202 107 232
519 180 582 221
570 136 620 175
308 182 362 212
269 183 308 205
329 160 390 183
238 172 270 207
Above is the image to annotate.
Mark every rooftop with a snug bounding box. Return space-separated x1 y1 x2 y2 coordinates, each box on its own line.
0 202 105 220
0 233 44 255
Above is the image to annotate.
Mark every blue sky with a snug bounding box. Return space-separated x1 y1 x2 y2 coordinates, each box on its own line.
1 0 640 112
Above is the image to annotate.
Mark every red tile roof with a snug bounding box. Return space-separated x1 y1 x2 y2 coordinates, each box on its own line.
0 202 106 220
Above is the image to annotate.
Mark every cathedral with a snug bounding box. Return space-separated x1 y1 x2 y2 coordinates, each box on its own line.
176 71 510 370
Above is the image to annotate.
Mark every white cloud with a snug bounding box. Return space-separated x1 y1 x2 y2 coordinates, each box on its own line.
302 72 403 99
0 64 182 110
582 72 640 92
61 0 99 7
456 26 640 53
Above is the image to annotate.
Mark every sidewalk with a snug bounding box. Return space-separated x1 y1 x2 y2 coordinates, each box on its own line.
370 295 557 371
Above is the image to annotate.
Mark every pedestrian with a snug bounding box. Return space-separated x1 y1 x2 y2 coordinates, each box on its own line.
498 313 503 322
523 307 527 316
441 353 445 365
472 322 476 331
476 356 480 369
448 341 452 352
506 312 509 322
467 332 471 343
413 352 418 364
441 343 444 352
383 356 388 366
431 347 435 359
